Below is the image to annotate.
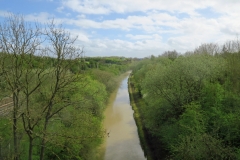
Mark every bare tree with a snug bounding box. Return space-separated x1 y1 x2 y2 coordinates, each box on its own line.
162 50 179 60
0 13 42 160
39 20 82 160
194 43 219 55
221 38 240 54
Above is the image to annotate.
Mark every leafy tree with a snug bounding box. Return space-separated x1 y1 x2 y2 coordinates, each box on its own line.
142 55 225 117
90 69 117 94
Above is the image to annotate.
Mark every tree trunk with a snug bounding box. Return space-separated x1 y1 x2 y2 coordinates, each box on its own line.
13 93 19 160
39 117 49 160
28 136 33 160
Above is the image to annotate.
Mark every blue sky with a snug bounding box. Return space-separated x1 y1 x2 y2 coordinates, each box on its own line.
1 0 240 57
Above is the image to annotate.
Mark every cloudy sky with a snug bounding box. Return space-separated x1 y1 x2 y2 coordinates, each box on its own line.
1 0 240 57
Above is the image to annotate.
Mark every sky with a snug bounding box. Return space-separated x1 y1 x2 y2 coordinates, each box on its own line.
1 0 240 58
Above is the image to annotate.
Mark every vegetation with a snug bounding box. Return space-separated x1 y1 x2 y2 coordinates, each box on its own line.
4 12 240 160
131 41 240 159
0 14 132 160
128 75 154 160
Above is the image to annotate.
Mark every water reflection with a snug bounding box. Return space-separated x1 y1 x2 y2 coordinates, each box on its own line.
103 75 146 160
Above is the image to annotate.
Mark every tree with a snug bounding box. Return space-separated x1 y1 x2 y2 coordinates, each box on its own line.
0 14 42 160
161 50 179 61
194 43 220 55
37 20 82 160
42 76 107 159
0 14 85 160
142 55 225 115
90 69 117 94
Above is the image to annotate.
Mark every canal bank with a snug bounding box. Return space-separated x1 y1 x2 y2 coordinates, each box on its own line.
128 73 170 160
128 74 154 160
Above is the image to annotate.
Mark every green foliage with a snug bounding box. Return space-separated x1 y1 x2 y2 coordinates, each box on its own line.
90 69 118 95
0 14 132 160
0 118 12 159
0 54 129 159
75 57 132 74
224 52 240 93
172 133 235 160
131 52 240 159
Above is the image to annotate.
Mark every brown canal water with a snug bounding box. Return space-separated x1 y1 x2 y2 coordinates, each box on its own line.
102 73 146 160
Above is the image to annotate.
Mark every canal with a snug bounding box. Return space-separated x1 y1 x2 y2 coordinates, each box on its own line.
103 73 146 160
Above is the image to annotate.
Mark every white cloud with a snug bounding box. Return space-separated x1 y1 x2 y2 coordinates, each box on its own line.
0 10 9 17
126 34 152 40
2 0 240 57
126 34 161 41
66 29 90 42
97 43 107 48
61 0 240 16
61 0 199 15
21 7 240 57
80 34 168 57
62 0 110 14
25 12 53 23
77 14 86 19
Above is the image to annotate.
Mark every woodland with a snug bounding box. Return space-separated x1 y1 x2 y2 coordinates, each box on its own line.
130 41 240 159
0 14 131 160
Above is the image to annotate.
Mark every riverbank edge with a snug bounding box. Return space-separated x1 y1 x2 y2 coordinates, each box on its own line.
128 73 154 160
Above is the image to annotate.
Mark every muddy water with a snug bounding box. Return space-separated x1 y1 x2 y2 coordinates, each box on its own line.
103 73 146 160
